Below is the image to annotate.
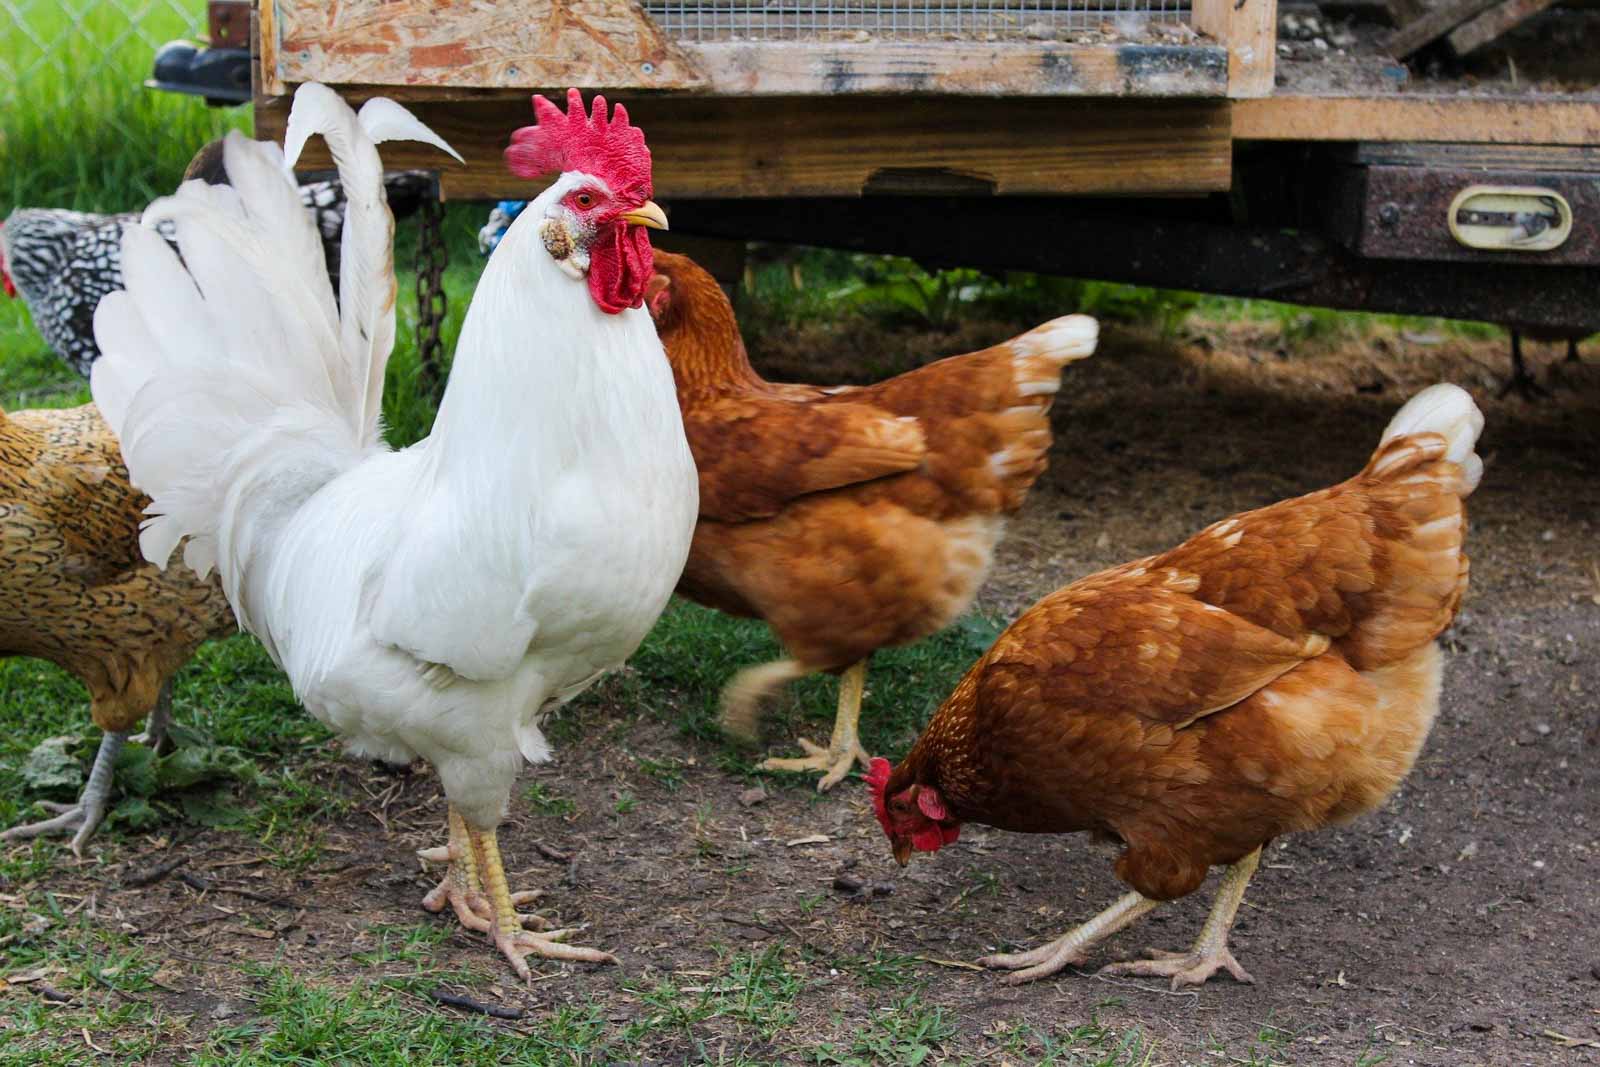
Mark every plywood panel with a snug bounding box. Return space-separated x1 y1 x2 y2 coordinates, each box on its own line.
267 0 706 95
256 93 1232 198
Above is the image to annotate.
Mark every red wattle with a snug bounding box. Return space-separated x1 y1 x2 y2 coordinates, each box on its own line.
587 223 655 314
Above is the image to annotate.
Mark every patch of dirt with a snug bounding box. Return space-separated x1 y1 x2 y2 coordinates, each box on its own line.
11 321 1600 1064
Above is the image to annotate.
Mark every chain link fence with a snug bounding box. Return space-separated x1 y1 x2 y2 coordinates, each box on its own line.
0 0 208 124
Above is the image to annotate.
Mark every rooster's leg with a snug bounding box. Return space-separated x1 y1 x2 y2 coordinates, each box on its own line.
0 731 125 857
1098 847 1260 990
420 805 494 931
466 825 617 981
420 805 547 931
979 890 1159 984
759 659 872 792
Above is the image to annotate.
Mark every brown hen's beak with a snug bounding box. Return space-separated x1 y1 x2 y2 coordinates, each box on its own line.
620 200 669 230
892 840 913 867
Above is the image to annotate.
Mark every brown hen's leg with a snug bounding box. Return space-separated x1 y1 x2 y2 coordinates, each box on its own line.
758 660 872 792
1099 847 1261 990
466 826 617 981
979 891 1159 985
1 730 126 857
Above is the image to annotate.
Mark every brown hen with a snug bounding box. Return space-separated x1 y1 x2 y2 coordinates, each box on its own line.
0 404 233 853
646 251 1097 789
869 384 1483 988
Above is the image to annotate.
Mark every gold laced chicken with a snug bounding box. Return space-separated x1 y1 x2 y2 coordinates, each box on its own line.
0 403 233 853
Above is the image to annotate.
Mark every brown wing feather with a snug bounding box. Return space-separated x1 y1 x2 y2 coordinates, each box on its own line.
685 396 926 522
980 567 1328 732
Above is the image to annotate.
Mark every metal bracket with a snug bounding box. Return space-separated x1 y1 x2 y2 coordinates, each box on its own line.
1448 186 1572 252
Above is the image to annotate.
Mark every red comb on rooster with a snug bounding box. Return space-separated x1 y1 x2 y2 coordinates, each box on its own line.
503 88 666 314
505 88 653 202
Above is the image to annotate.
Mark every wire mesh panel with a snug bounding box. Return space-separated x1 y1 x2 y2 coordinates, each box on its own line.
643 0 1192 42
0 0 206 110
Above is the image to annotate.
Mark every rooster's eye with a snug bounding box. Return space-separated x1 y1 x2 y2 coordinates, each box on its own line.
576 193 594 208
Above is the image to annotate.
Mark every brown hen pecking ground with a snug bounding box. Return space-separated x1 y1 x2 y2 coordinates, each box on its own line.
2 316 1596 1066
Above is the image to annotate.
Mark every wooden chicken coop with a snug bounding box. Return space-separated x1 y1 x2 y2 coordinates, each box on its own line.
249 0 1600 333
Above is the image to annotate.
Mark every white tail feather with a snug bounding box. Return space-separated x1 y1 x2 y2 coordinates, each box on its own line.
1379 383 1486 494
91 85 456 637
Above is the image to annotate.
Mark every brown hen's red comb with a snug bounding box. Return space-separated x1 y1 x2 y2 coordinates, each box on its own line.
505 88 653 201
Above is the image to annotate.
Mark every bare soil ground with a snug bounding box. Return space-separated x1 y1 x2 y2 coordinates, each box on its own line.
10 320 1600 1065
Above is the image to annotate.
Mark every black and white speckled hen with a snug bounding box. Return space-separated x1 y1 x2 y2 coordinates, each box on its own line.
0 143 433 376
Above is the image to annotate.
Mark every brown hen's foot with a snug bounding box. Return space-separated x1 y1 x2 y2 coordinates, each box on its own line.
979 891 1158 984
1 731 125 857
468 826 616 982
759 735 871 792
757 659 872 792
1100 945 1254 990
1101 846 1263 990
420 806 548 933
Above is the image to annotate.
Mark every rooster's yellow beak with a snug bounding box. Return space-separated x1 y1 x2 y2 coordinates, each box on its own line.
892 840 912 867
620 200 668 230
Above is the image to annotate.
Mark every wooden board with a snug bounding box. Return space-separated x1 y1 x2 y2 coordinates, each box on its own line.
1384 0 1503 57
1234 95 1600 145
1193 0 1278 97
262 0 1230 97
1446 0 1561 55
264 0 706 96
1351 143 1600 171
256 93 1232 198
674 41 1226 97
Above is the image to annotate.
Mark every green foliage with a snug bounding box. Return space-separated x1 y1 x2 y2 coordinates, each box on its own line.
830 257 990 330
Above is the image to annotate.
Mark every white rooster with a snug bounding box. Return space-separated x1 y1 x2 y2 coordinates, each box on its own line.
90 85 698 978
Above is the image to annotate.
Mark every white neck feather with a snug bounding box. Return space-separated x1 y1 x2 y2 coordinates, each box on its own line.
424 179 671 492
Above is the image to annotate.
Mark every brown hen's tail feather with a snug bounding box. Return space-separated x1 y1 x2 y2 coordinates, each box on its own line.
863 314 1098 512
1341 384 1484 667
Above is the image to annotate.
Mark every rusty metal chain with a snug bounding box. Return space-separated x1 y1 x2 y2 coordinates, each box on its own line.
414 193 449 399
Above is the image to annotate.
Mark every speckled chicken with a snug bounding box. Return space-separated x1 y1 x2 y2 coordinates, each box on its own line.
0 148 433 377
0 403 234 853
646 251 1097 789
869 384 1483 989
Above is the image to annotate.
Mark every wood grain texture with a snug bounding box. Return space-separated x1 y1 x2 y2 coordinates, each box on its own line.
268 0 706 93
1234 95 1600 145
0 405 234 733
679 41 1227 97
256 94 1232 198
1192 0 1278 98
262 0 1226 97
1446 0 1560 55
1384 0 1503 57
